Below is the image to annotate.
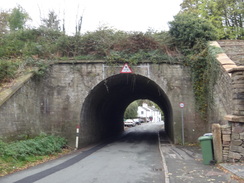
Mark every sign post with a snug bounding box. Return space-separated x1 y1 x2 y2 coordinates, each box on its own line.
179 102 185 145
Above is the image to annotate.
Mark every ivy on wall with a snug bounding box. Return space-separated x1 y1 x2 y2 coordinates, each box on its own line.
184 41 223 121
168 12 221 121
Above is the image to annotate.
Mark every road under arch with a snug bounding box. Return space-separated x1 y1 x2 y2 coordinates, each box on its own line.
80 73 173 146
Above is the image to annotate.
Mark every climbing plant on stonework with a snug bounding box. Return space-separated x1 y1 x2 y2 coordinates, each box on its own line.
169 12 219 120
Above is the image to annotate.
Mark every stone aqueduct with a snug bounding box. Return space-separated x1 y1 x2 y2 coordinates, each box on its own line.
0 40 244 162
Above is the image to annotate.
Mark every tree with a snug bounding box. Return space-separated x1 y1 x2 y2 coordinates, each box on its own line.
217 0 244 39
169 12 217 51
124 101 138 119
41 11 60 31
180 0 244 39
8 6 29 31
180 0 201 13
0 10 9 35
75 16 83 35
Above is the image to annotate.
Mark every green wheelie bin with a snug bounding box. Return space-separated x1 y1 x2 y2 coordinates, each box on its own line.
198 135 214 165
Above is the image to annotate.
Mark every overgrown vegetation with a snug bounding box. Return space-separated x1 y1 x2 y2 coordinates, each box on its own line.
0 28 179 87
0 28 177 61
0 59 20 83
169 12 222 120
0 133 67 176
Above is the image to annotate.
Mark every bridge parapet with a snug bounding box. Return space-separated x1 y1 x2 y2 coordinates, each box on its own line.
224 67 244 162
209 41 244 163
229 67 244 116
214 67 244 162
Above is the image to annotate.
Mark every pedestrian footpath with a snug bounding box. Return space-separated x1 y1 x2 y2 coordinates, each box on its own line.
219 163 244 182
158 133 244 183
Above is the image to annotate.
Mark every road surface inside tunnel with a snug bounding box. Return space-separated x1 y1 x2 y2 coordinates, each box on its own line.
1 122 166 183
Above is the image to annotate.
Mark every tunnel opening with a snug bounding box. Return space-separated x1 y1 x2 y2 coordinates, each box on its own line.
80 73 173 147
124 99 165 127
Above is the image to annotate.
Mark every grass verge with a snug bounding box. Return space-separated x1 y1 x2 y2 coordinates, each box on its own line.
0 133 71 176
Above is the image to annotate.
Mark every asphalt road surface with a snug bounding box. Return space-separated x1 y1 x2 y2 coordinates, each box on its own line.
0 122 165 183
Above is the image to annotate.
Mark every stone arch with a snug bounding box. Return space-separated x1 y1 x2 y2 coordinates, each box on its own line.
79 73 173 146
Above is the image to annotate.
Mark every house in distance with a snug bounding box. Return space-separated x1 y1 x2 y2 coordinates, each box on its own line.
137 103 163 123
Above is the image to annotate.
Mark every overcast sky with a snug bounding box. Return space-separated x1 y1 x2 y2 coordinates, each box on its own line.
1 0 183 35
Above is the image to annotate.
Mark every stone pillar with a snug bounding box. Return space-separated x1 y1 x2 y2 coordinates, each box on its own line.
223 67 244 162
229 67 244 116
212 124 223 163
221 124 232 161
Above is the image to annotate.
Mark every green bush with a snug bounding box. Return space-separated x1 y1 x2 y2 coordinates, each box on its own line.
79 28 119 57
0 140 6 153
0 60 19 83
0 134 67 161
0 28 63 58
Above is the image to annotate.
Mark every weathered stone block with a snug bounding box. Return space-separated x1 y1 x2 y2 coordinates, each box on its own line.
223 134 231 141
223 141 230 146
232 75 244 83
228 151 241 160
223 155 228 161
223 151 229 155
222 130 231 135
232 140 242 146
221 124 231 130
232 133 240 140
223 146 230 150
232 99 244 105
240 146 244 154
231 145 244 154
230 145 239 152
232 83 244 89
233 109 244 116
233 93 244 99
240 132 244 139
233 124 244 133
234 105 244 110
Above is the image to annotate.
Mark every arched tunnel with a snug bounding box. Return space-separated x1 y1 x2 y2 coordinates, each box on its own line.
79 73 173 146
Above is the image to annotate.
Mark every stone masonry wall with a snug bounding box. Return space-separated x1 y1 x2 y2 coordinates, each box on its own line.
0 74 43 141
222 67 244 162
211 64 233 125
0 61 201 146
210 41 244 162
209 42 235 125
221 122 244 162
230 122 244 161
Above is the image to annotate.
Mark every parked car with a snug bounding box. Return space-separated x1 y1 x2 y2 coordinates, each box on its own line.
139 118 145 123
124 119 136 127
139 117 149 123
133 118 141 125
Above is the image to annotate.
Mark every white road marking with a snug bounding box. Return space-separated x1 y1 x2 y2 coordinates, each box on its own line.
158 133 170 183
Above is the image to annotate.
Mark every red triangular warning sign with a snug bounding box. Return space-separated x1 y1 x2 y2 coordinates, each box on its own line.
120 63 133 73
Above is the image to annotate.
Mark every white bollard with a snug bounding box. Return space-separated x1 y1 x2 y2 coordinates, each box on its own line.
75 125 80 150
